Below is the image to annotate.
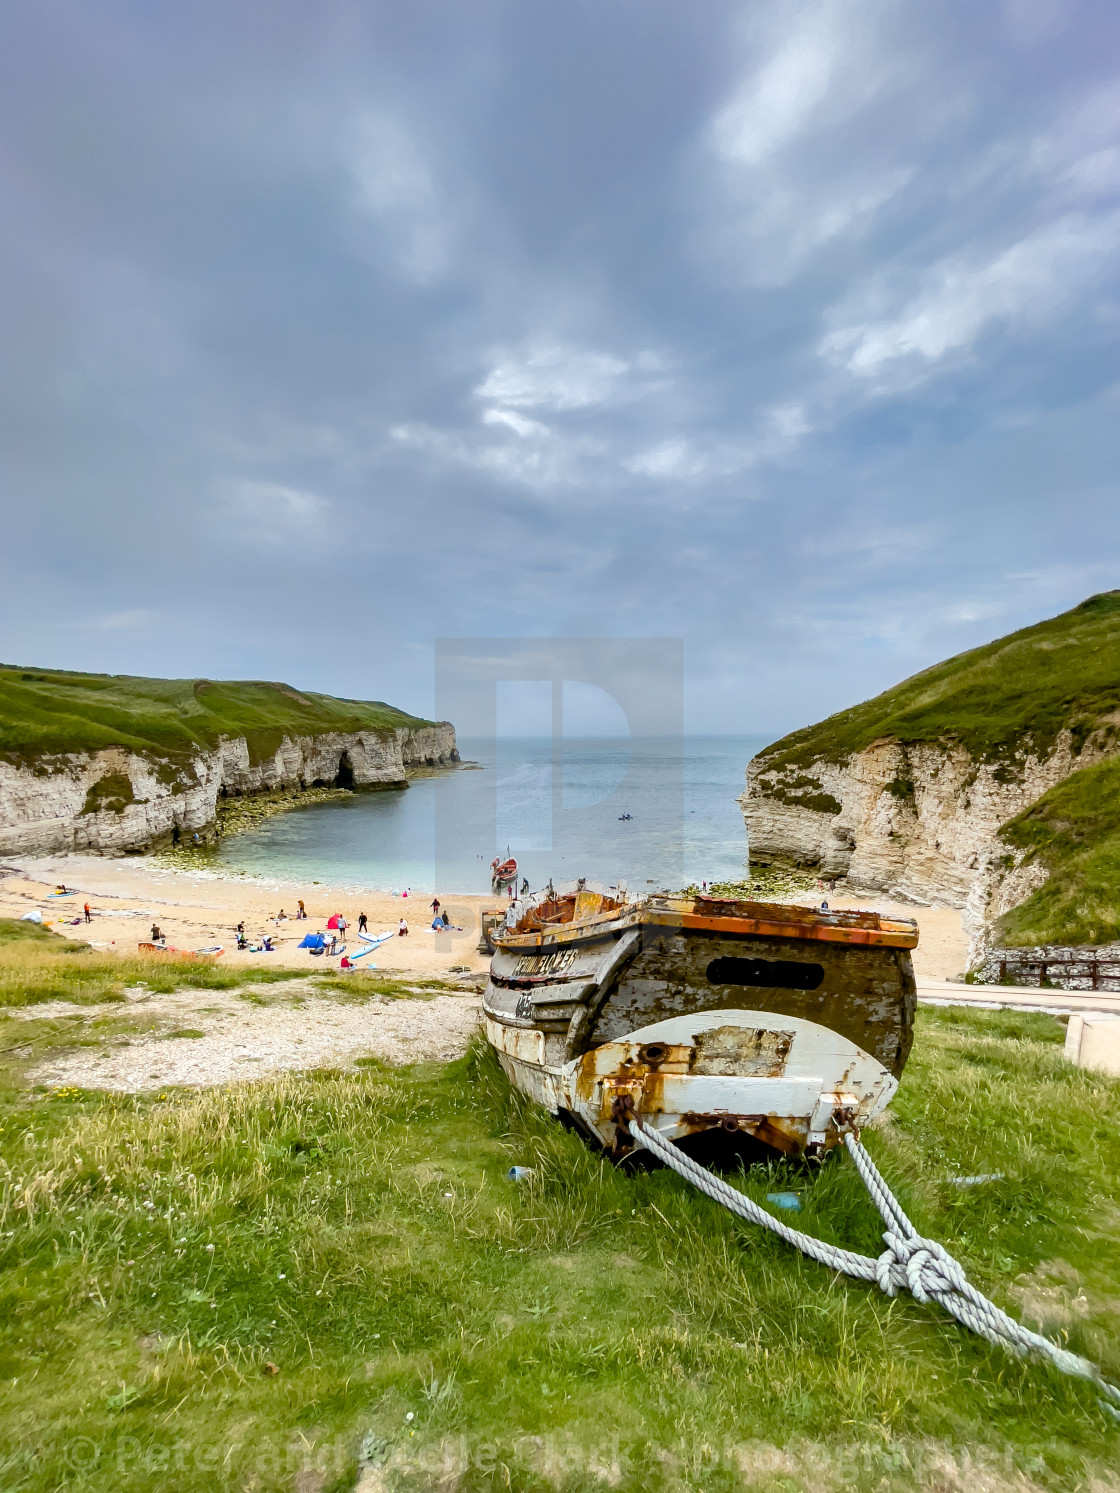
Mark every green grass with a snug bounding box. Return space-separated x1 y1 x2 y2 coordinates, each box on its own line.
0 665 432 770
0 919 465 1021
682 871 825 901
755 589 1120 774
0 919 313 1012
995 753 1120 947
0 1007 1117 1492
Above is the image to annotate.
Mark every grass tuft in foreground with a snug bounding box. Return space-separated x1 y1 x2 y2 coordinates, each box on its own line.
0 1006 1117 1491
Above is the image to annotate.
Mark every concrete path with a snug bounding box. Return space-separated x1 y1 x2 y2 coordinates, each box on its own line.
917 981 1120 1017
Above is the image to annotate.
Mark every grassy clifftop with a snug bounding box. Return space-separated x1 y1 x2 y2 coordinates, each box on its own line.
997 753 1120 947
758 591 1120 772
0 666 431 767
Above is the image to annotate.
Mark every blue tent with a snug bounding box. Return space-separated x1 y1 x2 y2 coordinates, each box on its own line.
298 932 325 950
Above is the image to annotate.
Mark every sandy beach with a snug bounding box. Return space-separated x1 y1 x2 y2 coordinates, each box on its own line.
0 853 970 983
0 853 498 975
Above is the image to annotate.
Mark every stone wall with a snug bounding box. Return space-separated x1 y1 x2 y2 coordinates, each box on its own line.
0 722 457 857
977 943 1120 992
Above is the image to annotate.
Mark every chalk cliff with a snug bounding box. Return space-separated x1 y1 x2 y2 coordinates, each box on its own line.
739 592 1120 958
0 721 457 857
0 666 458 857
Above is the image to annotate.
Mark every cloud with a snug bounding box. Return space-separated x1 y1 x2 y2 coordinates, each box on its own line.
228 480 328 531
710 0 895 169
475 343 637 412
91 609 156 632
348 112 452 283
2 3 1119 733
480 407 550 438
823 212 1120 379
623 405 811 480
702 2 915 283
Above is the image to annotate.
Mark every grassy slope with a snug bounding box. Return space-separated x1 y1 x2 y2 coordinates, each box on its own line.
0 665 431 768
0 932 1117 1491
996 753 1120 947
756 590 1120 772
0 918 314 1011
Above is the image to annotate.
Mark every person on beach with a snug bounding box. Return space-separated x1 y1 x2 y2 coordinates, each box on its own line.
297 900 306 920
150 924 163 943
83 903 91 923
276 909 288 922
430 897 440 916
441 910 450 927
398 917 408 936
358 913 368 933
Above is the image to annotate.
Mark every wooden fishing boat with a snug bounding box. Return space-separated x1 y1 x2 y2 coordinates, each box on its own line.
483 883 918 1159
490 855 518 890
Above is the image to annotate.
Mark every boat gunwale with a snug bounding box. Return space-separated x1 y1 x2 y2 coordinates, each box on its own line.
495 907 918 952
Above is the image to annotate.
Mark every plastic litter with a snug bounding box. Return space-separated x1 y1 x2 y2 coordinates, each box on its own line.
507 1167 534 1182
947 1173 1005 1187
766 1192 802 1211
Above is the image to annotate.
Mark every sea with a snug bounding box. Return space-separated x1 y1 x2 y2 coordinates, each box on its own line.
211 735 773 895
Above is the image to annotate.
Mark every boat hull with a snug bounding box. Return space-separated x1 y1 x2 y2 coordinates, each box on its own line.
484 892 917 1157
486 1006 899 1154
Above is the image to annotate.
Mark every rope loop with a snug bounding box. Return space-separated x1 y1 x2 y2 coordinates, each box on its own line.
629 1116 1120 1412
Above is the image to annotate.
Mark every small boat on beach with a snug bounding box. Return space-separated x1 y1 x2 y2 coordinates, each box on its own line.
490 855 518 891
137 943 224 962
483 882 918 1159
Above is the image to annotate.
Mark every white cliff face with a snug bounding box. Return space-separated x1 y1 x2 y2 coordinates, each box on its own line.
0 723 457 858
741 730 1118 952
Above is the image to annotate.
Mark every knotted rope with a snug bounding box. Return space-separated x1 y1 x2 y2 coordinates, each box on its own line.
631 1118 1120 1412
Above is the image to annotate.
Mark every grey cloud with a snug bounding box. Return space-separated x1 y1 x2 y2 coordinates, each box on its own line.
0 0 1118 734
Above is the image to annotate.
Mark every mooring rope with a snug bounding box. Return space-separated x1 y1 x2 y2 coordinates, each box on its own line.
630 1118 1120 1412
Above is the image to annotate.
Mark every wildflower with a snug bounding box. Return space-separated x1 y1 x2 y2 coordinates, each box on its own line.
205 1244 214 1252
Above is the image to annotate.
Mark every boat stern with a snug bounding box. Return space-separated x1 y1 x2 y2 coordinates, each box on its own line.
560 1008 897 1157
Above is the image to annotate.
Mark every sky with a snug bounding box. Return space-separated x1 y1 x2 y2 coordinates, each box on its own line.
1 0 1118 737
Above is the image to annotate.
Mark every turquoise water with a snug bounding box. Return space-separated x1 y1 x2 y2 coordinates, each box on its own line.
212 735 770 894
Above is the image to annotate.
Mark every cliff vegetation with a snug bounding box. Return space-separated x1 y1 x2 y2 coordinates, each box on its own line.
996 754 1120 947
757 590 1120 774
0 667 431 769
